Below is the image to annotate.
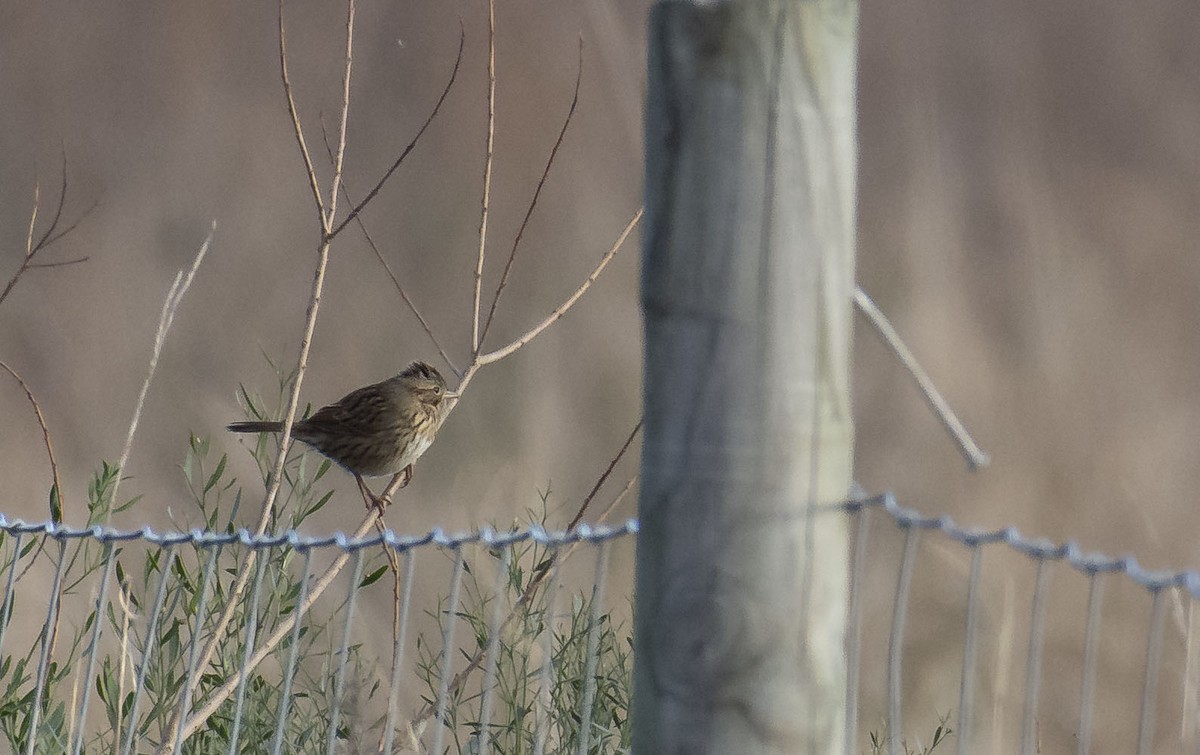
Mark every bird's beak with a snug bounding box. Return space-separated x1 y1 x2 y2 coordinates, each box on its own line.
444 390 461 400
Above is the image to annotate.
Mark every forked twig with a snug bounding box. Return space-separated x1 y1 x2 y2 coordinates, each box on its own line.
278 0 325 224
0 157 94 310
327 27 466 241
854 286 991 470
471 0 497 354
317 119 460 377
478 38 584 349
325 0 356 223
476 207 641 367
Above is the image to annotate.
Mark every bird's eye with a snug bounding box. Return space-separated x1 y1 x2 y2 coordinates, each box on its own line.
433 384 442 394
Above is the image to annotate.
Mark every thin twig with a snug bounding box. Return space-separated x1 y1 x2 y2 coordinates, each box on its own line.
110 224 215 524
477 207 641 367
39 199 99 251
556 474 637 566
356 210 460 377
0 360 69 683
370 509 406 702
27 258 89 269
317 119 459 377
279 0 326 224
327 26 466 241
478 38 583 349
324 0 356 225
0 158 95 310
30 155 69 255
0 360 65 521
406 418 641 729
471 0 496 355
853 287 991 470
566 417 641 533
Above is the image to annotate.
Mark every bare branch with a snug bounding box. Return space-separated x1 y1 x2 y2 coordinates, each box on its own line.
854 286 991 470
0 360 65 522
478 38 583 348
471 0 497 354
477 206 641 367
327 26 466 241
279 0 326 224
1 159 95 310
324 0 356 224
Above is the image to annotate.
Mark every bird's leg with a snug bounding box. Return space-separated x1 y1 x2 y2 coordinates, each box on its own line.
356 474 386 511
398 464 414 489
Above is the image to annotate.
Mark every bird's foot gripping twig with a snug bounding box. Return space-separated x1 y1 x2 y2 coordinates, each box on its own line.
356 466 414 510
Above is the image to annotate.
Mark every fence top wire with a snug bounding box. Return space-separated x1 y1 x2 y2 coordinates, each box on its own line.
0 514 639 552
848 493 1197 594
2 492 1194 594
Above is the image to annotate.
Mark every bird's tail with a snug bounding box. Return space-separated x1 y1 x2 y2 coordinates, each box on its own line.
227 420 285 434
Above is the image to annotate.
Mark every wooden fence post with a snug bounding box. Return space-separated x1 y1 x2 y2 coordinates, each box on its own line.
635 0 858 752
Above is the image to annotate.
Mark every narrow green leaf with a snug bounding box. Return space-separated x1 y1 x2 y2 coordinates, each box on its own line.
48 484 62 524
204 454 228 494
358 565 389 588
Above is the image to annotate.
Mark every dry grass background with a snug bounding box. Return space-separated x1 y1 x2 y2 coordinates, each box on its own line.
2 0 1200 751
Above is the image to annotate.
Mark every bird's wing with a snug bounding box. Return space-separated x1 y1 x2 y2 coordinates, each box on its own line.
299 382 395 437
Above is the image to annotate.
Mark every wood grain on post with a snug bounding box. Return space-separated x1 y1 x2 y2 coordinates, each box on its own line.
635 0 858 752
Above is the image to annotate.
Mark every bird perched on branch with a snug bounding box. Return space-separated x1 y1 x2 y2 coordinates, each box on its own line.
228 361 456 505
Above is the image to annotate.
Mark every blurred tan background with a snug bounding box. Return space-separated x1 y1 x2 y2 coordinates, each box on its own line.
3 0 1200 751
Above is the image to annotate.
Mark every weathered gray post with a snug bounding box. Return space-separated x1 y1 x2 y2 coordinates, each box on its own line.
635 0 858 752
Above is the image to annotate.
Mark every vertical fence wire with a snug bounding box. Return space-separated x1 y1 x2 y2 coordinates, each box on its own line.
956 545 984 755
70 542 116 755
532 560 563 755
0 531 25 661
477 544 512 755
172 543 222 755
1136 587 1168 755
1183 599 1199 748
1076 571 1105 755
270 547 315 755
575 540 612 755
381 548 417 755
1020 557 1052 755
227 545 271 753
844 506 871 755
325 546 366 755
429 546 467 755
26 537 69 755
887 526 920 755
121 544 177 755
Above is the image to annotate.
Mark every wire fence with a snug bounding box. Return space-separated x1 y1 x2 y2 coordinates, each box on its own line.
1 494 1196 753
